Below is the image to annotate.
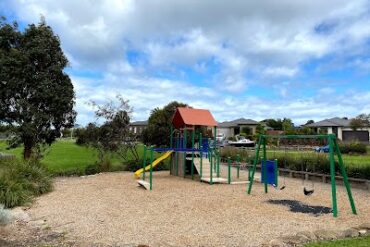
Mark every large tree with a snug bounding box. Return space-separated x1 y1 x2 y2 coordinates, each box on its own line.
143 101 187 147
0 18 76 159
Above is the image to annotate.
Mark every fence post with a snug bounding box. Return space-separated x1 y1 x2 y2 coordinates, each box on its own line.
149 148 154 191
217 152 220 178
228 157 231 184
328 136 338 217
142 145 147 180
236 154 240 179
210 149 213 185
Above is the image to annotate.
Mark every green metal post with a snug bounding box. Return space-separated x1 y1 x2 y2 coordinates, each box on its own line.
263 137 268 193
329 136 338 217
213 126 217 149
183 128 187 178
217 153 220 178
274 159 278 187
247 135 263 194
191 128 195 180
200 133 203 179
210 149 213 185
236 154 240 179
149 148 154 191
228 157 231 184
170 125 173 149
142 145 147 180
176 135 179 176
334 138 357 215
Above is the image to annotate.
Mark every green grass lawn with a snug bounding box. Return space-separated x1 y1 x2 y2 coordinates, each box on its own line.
305 236 370 246
0 139 145 175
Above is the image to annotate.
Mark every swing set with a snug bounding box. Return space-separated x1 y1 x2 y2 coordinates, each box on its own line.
247 134 357 218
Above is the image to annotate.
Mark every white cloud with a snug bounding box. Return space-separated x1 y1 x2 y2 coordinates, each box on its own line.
3 0 370 124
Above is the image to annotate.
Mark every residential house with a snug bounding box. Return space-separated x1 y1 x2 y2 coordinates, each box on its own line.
305 117 370 142
129 120 148 135
217 118 259 139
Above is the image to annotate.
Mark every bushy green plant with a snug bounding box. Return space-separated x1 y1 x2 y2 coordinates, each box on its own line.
0 159 53 208
339 141 367 154
0 204 12 225
84 163 101 175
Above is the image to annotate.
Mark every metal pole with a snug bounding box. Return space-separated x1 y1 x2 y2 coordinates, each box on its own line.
191 128 195 180
176 134 179 176
263 136 268 193
200 132 203 179
228 157 231 184
149 148 154 191
170 125 173 149
210 149 213 185
217 152 220 178
183 128 187 178
329 136 338 217
237 154 240 179
333 138 357 215
274 159 278 187
142 145 147 180
247 135 263 194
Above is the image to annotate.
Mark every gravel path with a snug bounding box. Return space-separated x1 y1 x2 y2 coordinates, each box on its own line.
28 171 370 247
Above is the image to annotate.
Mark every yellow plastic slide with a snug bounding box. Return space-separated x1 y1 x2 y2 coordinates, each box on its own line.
134 150 173 178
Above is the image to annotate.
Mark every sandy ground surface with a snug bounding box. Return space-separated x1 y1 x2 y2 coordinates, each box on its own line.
21 170 370 247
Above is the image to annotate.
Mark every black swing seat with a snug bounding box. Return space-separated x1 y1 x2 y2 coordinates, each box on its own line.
303 187 314 196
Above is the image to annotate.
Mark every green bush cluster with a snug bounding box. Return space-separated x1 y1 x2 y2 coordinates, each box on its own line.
219 148 370 180
219 147 251 162
339 141 367 154
0 159 53 208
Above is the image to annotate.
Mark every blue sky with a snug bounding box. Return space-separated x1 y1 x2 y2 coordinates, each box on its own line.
2 0 370 125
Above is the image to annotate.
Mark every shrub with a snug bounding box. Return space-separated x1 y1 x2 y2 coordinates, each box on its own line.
84 163 101 175
0 204 12 226
0 159 53 208
339 141 367 154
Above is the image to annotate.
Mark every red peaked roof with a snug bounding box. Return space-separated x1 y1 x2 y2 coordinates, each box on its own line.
172 107 217 128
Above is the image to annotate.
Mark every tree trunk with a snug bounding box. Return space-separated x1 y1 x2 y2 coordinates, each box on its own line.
23 141 33 160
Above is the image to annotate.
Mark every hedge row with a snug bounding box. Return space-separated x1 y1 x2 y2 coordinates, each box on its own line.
219 147 370 180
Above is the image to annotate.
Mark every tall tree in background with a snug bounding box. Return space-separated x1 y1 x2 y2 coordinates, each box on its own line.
143 101 187 146
350 114 370 131
0 18 76 159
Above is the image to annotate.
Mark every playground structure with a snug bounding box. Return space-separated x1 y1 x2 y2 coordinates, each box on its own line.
247 134 357 218
135 107 250 189
133 108 357 218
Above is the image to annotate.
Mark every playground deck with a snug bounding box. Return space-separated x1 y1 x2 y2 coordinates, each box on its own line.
26 171 370 247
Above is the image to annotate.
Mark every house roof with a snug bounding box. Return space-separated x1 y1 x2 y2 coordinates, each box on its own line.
130 120 148 126
172 107 217 128
218 118 259 128
305 117 351 127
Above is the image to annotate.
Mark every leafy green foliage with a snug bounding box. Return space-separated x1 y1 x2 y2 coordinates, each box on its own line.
339 141 367 154
350 113 370 131
0 18 76 159
142 101 187 147
81 95 139 171
0 159 52 208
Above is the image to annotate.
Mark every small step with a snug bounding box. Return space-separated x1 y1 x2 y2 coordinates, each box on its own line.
137 180 150 190
201 177 228 183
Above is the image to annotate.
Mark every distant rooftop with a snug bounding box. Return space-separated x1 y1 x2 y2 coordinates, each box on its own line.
130 120 148 126
305 117 351 127
218 118 259 128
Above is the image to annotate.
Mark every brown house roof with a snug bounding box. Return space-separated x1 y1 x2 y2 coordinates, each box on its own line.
172 107 217 128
